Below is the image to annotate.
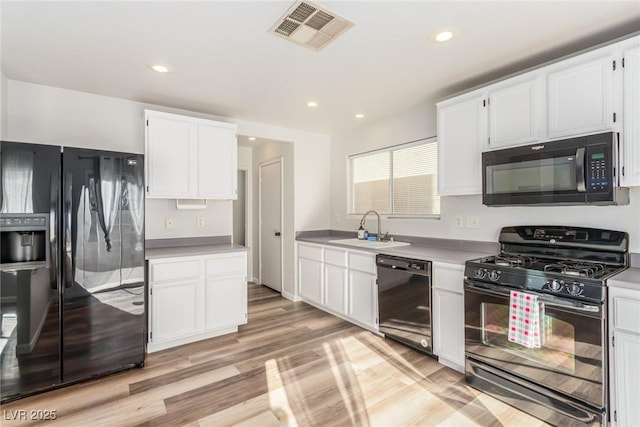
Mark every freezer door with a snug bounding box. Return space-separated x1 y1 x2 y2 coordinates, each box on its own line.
0 141 62 402
61 148 145 383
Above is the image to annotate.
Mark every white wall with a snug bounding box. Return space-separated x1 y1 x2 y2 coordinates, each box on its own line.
330 101 640 253
237 145 253 280
1 71 7 139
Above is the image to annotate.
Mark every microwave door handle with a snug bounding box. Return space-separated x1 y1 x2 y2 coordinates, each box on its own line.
63 172 73 288
575 147 586 193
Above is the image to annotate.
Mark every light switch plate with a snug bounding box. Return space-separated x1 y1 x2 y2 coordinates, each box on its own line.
466 216 480 228
165 217 175 229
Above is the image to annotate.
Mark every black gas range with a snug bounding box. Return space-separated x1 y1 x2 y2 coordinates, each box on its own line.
465 226 629 303
464 225 629 427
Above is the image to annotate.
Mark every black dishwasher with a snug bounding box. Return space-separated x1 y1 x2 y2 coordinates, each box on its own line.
377 254 435 357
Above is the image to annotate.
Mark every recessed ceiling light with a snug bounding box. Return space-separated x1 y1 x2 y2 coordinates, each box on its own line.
248 137 256 141
435 31 453 42
306 101 318 108
151 64 170 73
355 113 365 119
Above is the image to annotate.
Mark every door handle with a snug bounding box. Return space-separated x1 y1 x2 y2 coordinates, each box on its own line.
63 172 73 288
275 232 281 237
49 170 60 290
575 147 586 193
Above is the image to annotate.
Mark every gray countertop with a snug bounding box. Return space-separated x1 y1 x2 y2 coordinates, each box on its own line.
609 267 640 291
145 236 247 260
296 231 497 265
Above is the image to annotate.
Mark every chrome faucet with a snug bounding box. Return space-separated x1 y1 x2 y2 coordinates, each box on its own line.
360 210 382 241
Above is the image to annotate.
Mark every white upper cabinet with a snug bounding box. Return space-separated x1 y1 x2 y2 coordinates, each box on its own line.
197 121 238 199
145 110 238 199
487 72 545 149
437 89 486 196
547 45 616 139
145 113 197 198
621 36 640 187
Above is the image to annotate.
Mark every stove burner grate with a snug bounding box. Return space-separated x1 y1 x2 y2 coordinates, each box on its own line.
543 262 606 278
494 254 536 267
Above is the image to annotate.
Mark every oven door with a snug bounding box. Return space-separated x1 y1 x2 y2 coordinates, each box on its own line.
464 279 605 409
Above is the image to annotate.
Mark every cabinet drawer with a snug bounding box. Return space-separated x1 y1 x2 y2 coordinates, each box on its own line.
433 262 464 293
150 259 201 282
614 296 640 333
205 253 247 276
298 244 323 261
325 248 347 267
348 252 376 274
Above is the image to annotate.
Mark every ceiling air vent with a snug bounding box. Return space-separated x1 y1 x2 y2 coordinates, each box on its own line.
269 1 354 51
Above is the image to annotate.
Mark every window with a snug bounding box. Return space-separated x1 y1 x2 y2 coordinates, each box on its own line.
349 138 439 216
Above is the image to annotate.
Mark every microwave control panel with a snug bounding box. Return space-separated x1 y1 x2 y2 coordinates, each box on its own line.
586 145 612 193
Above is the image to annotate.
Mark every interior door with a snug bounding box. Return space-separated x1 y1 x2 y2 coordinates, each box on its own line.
259 160 282 292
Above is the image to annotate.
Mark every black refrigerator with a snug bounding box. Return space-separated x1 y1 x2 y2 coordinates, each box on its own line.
0 141 146 402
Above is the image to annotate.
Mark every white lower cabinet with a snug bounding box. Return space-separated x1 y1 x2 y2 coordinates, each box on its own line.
348 270 376 329
298 257 323 305
148 251 247 352
432 262 465 372
297 242 377 332
151 278 204 343
324 264 347 314
205 274 247 330
609 285 640 426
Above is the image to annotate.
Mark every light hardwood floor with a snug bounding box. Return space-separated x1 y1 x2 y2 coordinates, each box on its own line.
1 283 548 426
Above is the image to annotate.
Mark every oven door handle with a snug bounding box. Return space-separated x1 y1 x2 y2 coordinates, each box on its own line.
575 147 586 193
464 281 601 314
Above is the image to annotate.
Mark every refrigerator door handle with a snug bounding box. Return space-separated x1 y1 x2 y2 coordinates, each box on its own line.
49 170 60 289
63 172 73 288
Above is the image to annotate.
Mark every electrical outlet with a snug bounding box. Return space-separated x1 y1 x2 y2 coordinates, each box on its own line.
165 217 175 229
466 216 480 228
455 215 464 228
196 217 205 228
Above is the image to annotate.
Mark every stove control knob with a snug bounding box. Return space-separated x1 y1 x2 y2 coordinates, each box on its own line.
474 268 486 279
488 270 501 281
549 279 564 292
567 282 583 296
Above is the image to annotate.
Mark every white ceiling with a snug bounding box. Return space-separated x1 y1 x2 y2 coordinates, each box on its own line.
2 1 639 135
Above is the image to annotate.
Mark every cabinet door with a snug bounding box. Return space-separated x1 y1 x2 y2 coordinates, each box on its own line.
198 122 238 199
488 74 544 149
433 288 464 371
145 113 197 198
205 274 247 330
299 257 323 305
437 90 486 196
348 270 376 328
150 279 204 343
622 40 640 187
324 264 347 314
547 48 615 139
613 330 640 426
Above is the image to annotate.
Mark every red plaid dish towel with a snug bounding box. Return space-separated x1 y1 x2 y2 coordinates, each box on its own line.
508 290 543 348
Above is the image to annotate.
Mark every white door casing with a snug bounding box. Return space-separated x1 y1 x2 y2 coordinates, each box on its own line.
259 158 283 292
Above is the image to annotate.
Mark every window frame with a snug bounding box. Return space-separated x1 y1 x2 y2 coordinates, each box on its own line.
346 136 440 219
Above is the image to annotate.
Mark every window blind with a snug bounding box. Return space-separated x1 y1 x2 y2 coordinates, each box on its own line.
349 138 439 216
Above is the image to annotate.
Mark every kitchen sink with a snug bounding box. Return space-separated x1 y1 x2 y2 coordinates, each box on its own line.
328 238 411 249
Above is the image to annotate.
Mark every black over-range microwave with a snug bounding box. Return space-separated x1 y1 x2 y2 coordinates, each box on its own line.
482 132 629 206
